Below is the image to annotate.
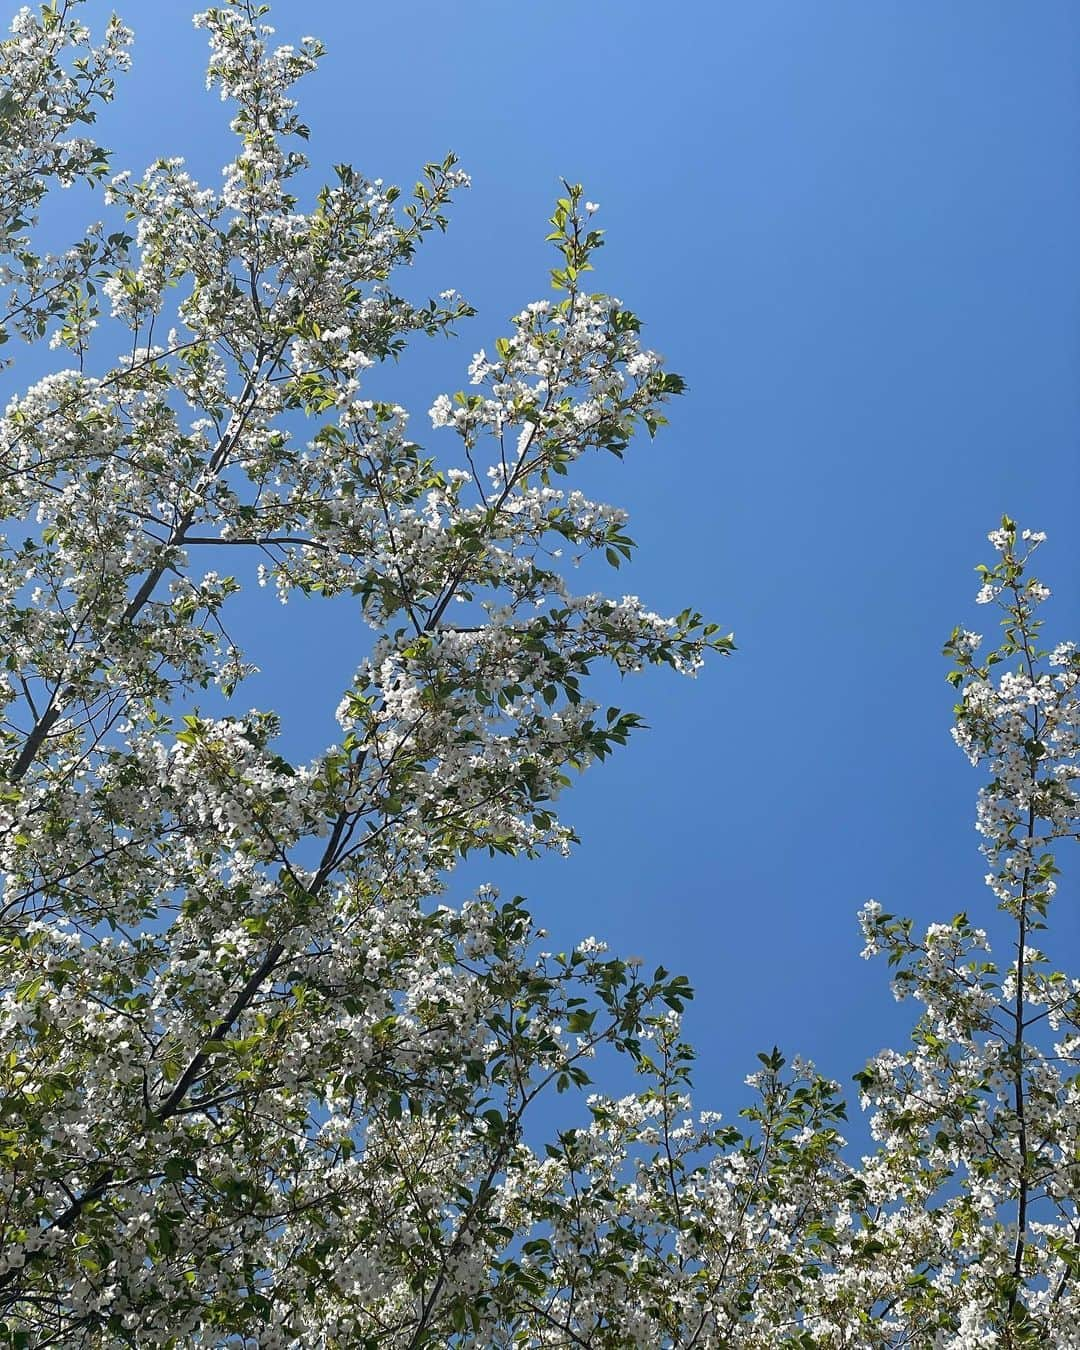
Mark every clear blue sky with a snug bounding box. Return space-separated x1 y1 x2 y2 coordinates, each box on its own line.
49 1 1080 1120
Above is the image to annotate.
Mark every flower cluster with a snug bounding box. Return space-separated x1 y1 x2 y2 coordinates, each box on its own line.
0 1 133 358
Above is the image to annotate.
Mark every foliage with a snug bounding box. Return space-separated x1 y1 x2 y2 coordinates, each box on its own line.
0 3 1077 1346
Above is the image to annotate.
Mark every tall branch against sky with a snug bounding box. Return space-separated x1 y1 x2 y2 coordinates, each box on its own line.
0 2 1078 1346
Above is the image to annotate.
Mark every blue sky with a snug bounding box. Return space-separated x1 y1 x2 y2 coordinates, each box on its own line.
47 1 1080 1119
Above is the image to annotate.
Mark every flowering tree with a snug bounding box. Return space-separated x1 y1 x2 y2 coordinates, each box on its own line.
0 3 1078 1347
